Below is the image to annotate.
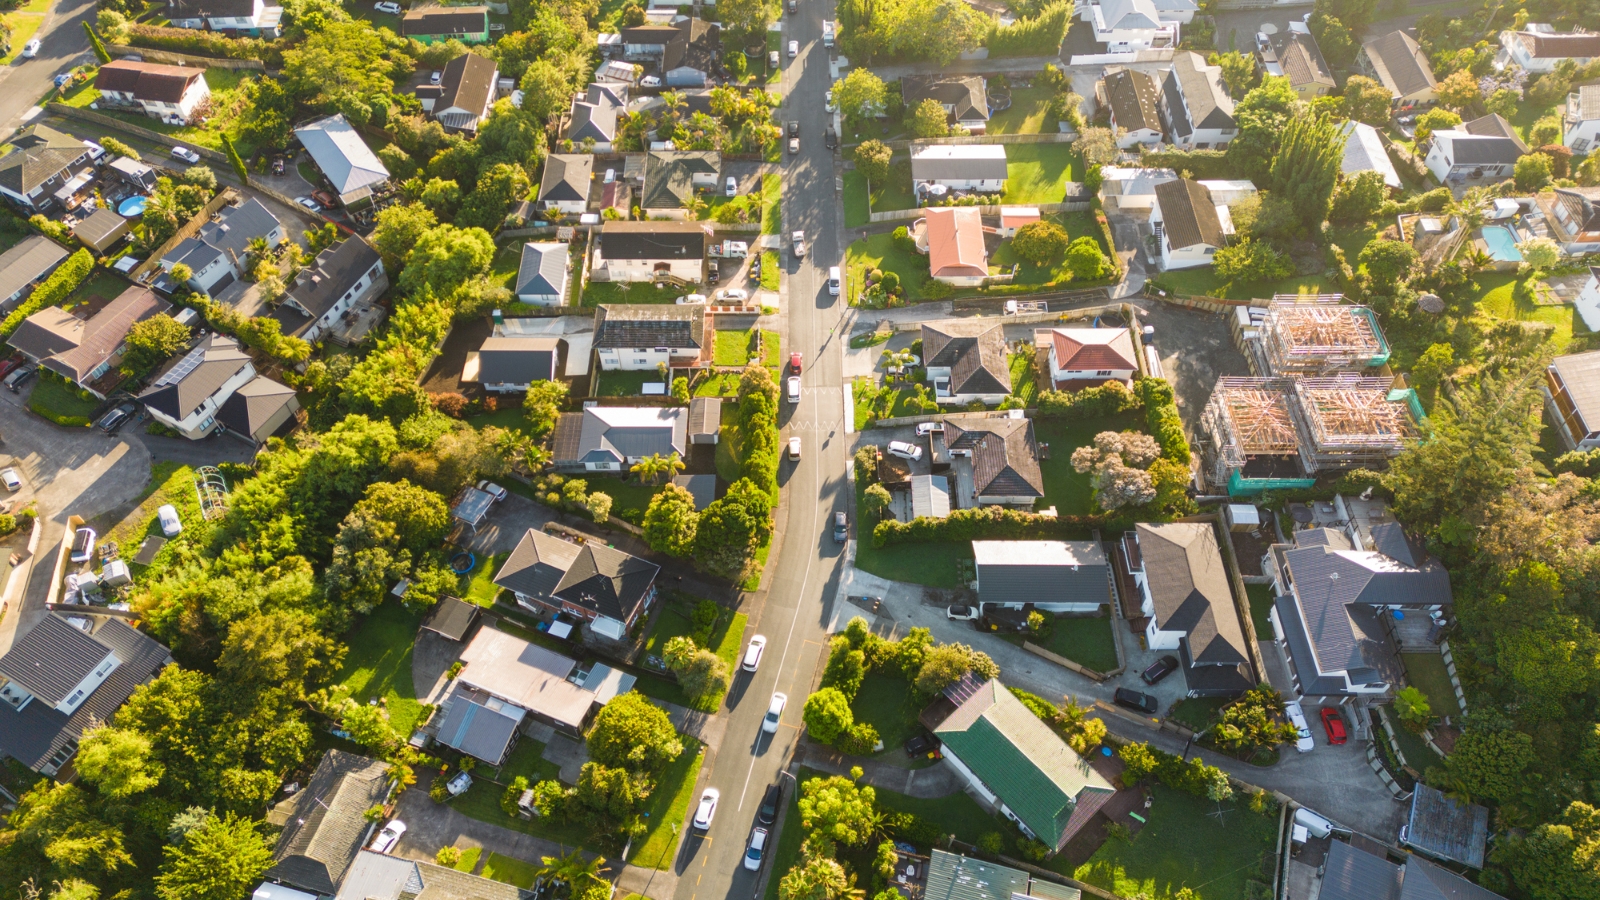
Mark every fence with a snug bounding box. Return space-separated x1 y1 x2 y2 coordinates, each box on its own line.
105 43 267 69
48 103 231 165
867 199 1090 223
859 131 1079 153
1022 639 1123 681
1143 288 1270 315
130 187 240 281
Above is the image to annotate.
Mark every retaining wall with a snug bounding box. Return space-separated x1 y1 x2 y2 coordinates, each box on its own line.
105 43 267 69
48 103 230 165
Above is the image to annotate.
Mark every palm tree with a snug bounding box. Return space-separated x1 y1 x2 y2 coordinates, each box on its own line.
538 850 607 899
631 452 684 484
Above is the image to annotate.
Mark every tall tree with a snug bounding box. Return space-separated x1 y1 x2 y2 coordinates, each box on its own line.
833 69 887 125
586 691 683 773
1267 112 1342 235
718 0 776 38
75 726 163 798
154 813 273 900
1207 51 1256 98
1226 76 1300 183
282 21 398 125
643 484 698 556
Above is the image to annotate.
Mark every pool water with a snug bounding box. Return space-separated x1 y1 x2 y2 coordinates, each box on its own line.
1481 225 1522 262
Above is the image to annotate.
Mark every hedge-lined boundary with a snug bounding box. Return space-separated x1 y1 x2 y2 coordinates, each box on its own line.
0 249 93 339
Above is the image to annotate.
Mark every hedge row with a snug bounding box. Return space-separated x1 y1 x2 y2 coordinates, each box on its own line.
872 504 1106 548
1134 377 1190 463
125 24 278 62
28 402 91 428
0 249 93 339
1036 379 1141 420
1138 148 1237 181
986 2 1071 58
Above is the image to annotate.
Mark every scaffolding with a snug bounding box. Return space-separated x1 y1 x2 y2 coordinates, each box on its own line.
1290 376 1421 471
1260 295 1390 375
1202 377 1303 489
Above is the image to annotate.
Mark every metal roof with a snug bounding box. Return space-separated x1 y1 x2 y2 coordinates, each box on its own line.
1404 785 1489 869
972 540 1110 607
295 114 391 196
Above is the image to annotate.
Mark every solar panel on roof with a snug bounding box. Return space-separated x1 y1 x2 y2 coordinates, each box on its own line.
943 672 987 705
154 344 207 387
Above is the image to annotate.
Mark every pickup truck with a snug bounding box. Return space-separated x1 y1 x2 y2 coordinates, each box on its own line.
709 240 749 258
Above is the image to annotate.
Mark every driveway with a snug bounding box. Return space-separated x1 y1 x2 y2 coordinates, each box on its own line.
1126 297 1250 428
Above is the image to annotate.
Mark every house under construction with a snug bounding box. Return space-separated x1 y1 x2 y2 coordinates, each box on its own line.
1260 296 1390 375
1202 375 1424 495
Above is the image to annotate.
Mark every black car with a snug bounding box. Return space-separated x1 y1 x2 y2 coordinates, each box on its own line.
787 120 799 138
757 782 783 827
4 364 36 393
825 127 837 150
1113 688 1159 715
97 402 138 433
1141 655 1180 685
708 259 720 283
904 733 938 757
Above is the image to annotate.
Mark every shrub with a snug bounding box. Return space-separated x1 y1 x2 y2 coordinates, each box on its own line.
0 249 92 338
820 636 866 699
873 505 1107 548
986 2 1071 58
1135 378 1189 463
499 776 531 816
836 722 881 755
892 225 915 253
1036 379 1140 419
125 23 276 61
882 811 943 847
430 392 468 417
691 598 721 645
977 832 1004 854
0 514 17 536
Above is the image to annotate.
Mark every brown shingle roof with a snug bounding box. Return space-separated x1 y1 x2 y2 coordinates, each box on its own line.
945 417 1044 499
923 320 1009 395
1361 31 1437 98
10 285 170 382
94 60 203 104
1103 67 1160 133
1154 178 1224 250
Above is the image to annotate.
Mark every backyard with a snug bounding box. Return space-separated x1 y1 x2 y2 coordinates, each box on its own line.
714 327 758 366
842 162 919 227
457 551 509 607
1474 272 1588 353
588 475 668 525
582 281 679 307
1246 584 1275 638
1032 411 1145 516
1002 144 1080 205
987 87 1057 135
1005 612 1119 673
1401 652 1461 719
988 211 1114 291
57 67 267 156
332 599 426 736
593 369 655 396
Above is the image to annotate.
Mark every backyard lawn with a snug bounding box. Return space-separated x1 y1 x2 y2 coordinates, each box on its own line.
1475 272 1587 353
850 672 923 755
841 162 919 227
1155 266 1338 302
64 270 136 314
458 552 509 608
1032 412 1145 516
583 281 679 306
1069 784 1278 899
332 600 426 735
987 87 1057 135
1246 584 1275 639
481 852 543 888
715 328 757 366
28 378 100 427
852 533 973 588
989 212 1113 291
638 601 749 712
1402 652 1461 719
1002 144 1080 205
588 476 667 524
1012 613 1118 673
594 369 655 396
490 242 523 292
694 371 743 397
1010 353 1038 408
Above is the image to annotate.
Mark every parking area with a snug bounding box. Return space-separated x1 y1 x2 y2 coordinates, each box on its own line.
1128 298 1250 426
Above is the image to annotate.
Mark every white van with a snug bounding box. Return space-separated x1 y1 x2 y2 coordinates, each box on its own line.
827 266 840 296
1293 808 1333 839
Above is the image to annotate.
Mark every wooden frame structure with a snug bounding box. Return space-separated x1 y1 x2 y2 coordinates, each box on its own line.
1260 295 1390 375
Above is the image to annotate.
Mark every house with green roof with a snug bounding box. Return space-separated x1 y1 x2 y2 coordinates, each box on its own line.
933 678 1116 854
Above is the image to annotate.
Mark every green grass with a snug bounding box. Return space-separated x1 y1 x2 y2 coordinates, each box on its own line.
1002 144 1080 205
1169 697 1228 731
640 603 749 712
1023 613 1118 672
715 328 757 366
466 407 532 436
762 173 782 235
765 30 782 84
1246 584 1275 639
3 13 45 65
987 87 1057 135
64 269 135 312
449 846 482 872
875 786 1004 846
844 170 871 228
1474 272 1588 354
847 232 932 301
628 740 705 868
28 378 98 427
594 369 654 396
105 463 211 580
333 600 426 736
850 330 891 349
694 371 743 397
1390 720 1444 775
844 162 920 222
1402 653 1461 719
55 67 265 155
1155 265 1340 301
459 552 508 608
851 672 921 748
1069 784 1278 899
1032 412 1145 516
762 330 781 366
590 476 667 524
481 852 543 888
454 774 595 849
852 533 972 588
491 242 524 292
486 737 562 785
760 250 780 291
852 379 939 426
583 281 679 307
1009 352 1037 408
989 211 1113 289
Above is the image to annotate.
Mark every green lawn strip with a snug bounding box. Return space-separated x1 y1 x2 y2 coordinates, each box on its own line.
1389 721 1444 774
1009 352 1037 408
850 331 891 349
1475 272 1586 353
459 552 509 608
1068 784 1277 899
852 533 972 588
874 785 1004 845
587 476 666 525
714 425 742 482
1169 697 1228 731
715 328 757 366
741 540 770 591
850 672 921 752
453 776 596 850
1033 613 1118 672
1401 653 1461 718
762 330 781 366
843 170 871 228
761 773 809 900
28 378 99 427
764 31 782 84
481 851 545 888
628 739 705 868
466 407 532 435
1155 265 1340 301
1032 412 1144 515
595 369 654 396
694 371 742 397
3 15 46 65
333 600 426 735
760 251 780 291
1002 144 1079 205
451 846 482 872
987 87 1055 135
1245 584 1275 639
584 281 679 307
847 233 933 301
491 242 524 292
762 173 782 234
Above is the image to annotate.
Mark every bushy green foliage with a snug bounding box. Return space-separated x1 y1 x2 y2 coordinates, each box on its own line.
872 505 1107 548
1135 378 1189 463
986 2 1070 58
802 688 854 743
0 249 91 337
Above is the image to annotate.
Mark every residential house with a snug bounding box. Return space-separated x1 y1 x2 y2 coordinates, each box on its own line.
1424 115 1527 184
1150 178 1229 270
539 154 594 214
420 596 480 643
1036 327 1138 389
1101 67 1163 150
1402 785 1490 870
1098 165 1178 211
467 336 559 393
566 82 628 151
417 53 498 134
923 851 1086 900
1147 0 1197 23
0 124 95 211
262 750 393 897
161 198 284 295
590 221 706 283
1158 52 1236 150
1258 23 1335 100
139 334 257 440
620 18 720 87
1266 519 1452 701
931 677 1117 854
400 6 489 44
1338 121 1403 190
901 74 991 134
0 235 66 313
921 320 1011 406
330 850 532 900
1357 31 1437 109
93 60 211 126
7 285 170 396
1495 25 1600 74
922 207 989 286
1083 0 1177 52
550 405 687 471
641 150 720 217
944 416 1045 507
1564 84 1600 153
165 0 282 36
294 114 391 206
1123 522 1254 697
972 540 1111 612
1540 186 1600 258
0 613 172 776
514 242 570 305
73 208 131 255
910 145 1008 193
1546 349 1600 451
271 237 388 344
215 374 301 445
492 528 661 638
1318 838 1508 900
1576 267 1600 333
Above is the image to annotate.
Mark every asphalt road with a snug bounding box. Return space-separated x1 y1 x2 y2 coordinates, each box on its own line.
0 0 95 133
669 7 850 900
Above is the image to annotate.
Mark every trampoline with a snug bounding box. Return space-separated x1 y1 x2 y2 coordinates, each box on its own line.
118 196 148 217
450 552 476 574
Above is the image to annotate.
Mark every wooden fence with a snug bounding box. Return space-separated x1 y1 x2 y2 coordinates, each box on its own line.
130 187 240 281
48 103 231 165
863 131 1079 153
105 43 267 69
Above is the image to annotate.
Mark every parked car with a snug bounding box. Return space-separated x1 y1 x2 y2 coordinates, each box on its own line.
786 0 795 12
707 260 720 283
692 788 719 830
5 364 36 392
915 422 944 437
786 375 800 404
640 75 662 88
742 635 767 672
788 137 799 154
904 733 938 757
1 468 21 492
676 293 708 305
757 782 783 826
477 480 508 502
295 196 322 212
787 436 801 460
0 356 23 380
429 70 442 85
311 190 339 208
825 90 835 112
714 288 749 303
374 1 402 13
946 604 979 621
170 145 200 164
370 820 406 853
1140 655 1180 685
725 175 738 197
446 771 473 796
1285 701 1314 752
1113 687 1159 715
97 402 137 433
744 828 769 871
792 231 806 257
768 51 779 70
787 39 798 57
762 693 787 733
886 440 922 461
833 511 847 542
157 504 182 537
787 120 799 137
1320 707 1348 745
21 39 39 58
790 351 802 372
70 526 96 563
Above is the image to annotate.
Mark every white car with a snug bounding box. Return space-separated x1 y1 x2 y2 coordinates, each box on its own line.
792 231 806 258
21 39 40 58
295 196 322 212
725 175 738 197
170 146 201 164
786 375 801 404
886 440 922 461
445 771 473 796
762 692 787 733
374 1 402 13
370 819 406 853
676 293 707 305
157 504 182 537
825 90 835 112
787 436 801 460
787 39 798 58
946 605 979 622
640 75 662 88
692 788 719 830
1 468 20 492
744 827 769 871
715 288 749 302
476 480 508 502
429 70 442 85
742 635 767 672
1285 701 1314 752
915 422 945 437
788 137 799 154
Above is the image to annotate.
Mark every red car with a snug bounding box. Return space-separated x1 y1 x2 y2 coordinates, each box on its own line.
1320 707 1348 745
311 189 339 209
0 356 23 379
790 352 802 373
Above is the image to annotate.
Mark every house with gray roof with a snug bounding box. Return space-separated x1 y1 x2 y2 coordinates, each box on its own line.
493 527 661 634
294 114 391 206
161 198 284 295
923 849 1082 900
551 405 687 473
264 750 393 897
0 613 172 775
1124 522 1254 697
1563 84 1600 158
1151 178 1229 270
1084 0 1180 52
566 82 628 151
973 540 1110 612
468 336 559 393
922 321 1011 406
1358 31 1438 108
332 849 532 900
271 237 387 344
1258 25 1335 100
1495 25 1600 75
1402 785 1490 870
1157 52 1236 150
1547 348 1600 450
140 333 258 439
0 124 95 211
515 242 570 305
591 221 706 284
1318 837 1506 900
419 52 498 134
641 150 720 217
688 396 721 443
943 416 1045 507
932 678 1116 854
0 234 67 313
1425 115 1527 184
910 144 1008 193
539 154 594 214
902 74 991 133
1339 121 1403 191
215 372 300 445
592 302 706 369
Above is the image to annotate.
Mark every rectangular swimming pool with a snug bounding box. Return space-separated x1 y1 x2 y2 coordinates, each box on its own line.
1481 225 1522 262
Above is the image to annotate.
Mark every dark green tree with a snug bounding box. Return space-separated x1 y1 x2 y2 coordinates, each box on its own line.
221 134 249 185
84 22 111 63
1267 112 1342 234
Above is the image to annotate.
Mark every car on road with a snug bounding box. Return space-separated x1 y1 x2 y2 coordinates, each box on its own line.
98 402 138 433
5 364 36 392
786 375 800 404
157 504 182 537
742 634 767 672
676 293 708 305
790 351 802 372
1113 687 1159 715
1320 707 1348 745
714 288 749 303
762 693 787 733
915 422 944 437
792 231 806 257
904 733 938 757
786 0 795 11
833 511 847 542
640 75 662 88
446 771 473 796
170 146 201 164
787 436 801 460
1285 701 1314 752
21 39 40 58
787 39 798 57
477 480 508 502
295 196 322 212
1 469 21 492
825 90 835 112
787 120 799 137
374 1 402 12
744 827 769 871
886 440 922 461
725 175 738 197
825 127 837 150
692 788 719 830
370 819 406 853
946 604 979 621
757 782 783 826
1140 654 1180 685
789 136 799 154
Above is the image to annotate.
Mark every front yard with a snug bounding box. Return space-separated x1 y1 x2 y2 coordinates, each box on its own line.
850 672 924 760
28 378 99 427
636 598 749 713
714 327 758 366
988 211 1113 292
847 232 932 302
582 281 680 307
1032 412 1145 516
57 67 266 156
1006 611 1118 672
852 532 974 588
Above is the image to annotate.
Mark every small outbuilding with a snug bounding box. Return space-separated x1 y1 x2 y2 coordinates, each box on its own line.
1402 784 1489 869
672 473 717 509
72 208 131 254
421 595 480 642
452 486 495 532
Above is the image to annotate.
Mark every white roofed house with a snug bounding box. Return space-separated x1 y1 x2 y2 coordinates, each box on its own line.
1097 166 1178 211
270 237 388 345
1564 84 1600 154
1100 67 1163 150
516 242 570 305
972 540 1112 613
539 154 594 214
1157 52 1237 150
910 145 1007 194
1338 121 1403 191
1083 0 1178 52
1150 178 1231 270
93 60 211 126
1357 31 1438 109
1577 269 1600 334
165 0 282 37
492 526 662 638
160 198 284 295
1495 25 1600 74
416 53 499 135
294 114 391 207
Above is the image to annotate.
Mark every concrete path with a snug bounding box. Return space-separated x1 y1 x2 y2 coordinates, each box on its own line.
1107 216 1148 300
796 742 965 798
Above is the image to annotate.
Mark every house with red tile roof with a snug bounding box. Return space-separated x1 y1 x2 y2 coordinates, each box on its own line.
922 207 988 286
